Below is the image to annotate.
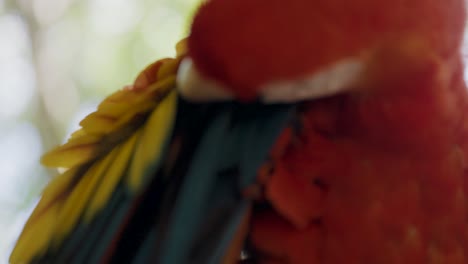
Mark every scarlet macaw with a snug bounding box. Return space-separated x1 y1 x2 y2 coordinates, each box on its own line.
10 0 468 263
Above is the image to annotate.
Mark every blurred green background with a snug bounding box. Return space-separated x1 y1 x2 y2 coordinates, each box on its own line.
0 0 200 262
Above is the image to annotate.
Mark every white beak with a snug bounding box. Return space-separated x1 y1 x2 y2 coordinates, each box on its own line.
260 58 365 103
176 58 234 102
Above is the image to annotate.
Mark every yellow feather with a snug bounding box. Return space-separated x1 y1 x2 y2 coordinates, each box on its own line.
65 133 101 146
97 99 134 118
84 131 140 221
110 101 157 129
157 58 181 80
79 91 143 136
79 112 118 135
104 88 139 104
11 167 79 262
41 140 98 168
108 77 176 133
40 80 174 169
98 90 149 118
54 146 118 241
127 90 177 191
11 128 144 262
11 45 183 263
28 167 79 222
142 75 176 100
69 129 86 139
9 202 61 264
175 38 188 56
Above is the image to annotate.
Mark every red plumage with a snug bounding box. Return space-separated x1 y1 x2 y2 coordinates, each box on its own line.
187 0 468 262
252 47 468 264
189 0 465 100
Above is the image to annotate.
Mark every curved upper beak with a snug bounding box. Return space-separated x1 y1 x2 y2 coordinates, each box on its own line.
260 58 366 103
176 58 234 102
177 57 365 104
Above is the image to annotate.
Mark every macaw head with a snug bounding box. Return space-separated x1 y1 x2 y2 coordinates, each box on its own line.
177 0 466 102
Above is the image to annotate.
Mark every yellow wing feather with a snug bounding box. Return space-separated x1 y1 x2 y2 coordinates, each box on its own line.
11 202 62 263
10 39 187 264
84 131 140 221
53 144 120 242
41 134 102 168
128 90 177 191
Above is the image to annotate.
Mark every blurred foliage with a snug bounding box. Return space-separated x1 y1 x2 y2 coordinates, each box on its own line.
0 0 201 262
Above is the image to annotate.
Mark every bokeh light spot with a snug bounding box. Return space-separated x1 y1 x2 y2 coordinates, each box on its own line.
0 58 36 121
88 0 142 35
33 0 75 26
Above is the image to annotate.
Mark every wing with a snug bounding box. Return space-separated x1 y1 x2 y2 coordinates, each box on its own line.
146 101 295 264
9 40 186 264
10 38 296 264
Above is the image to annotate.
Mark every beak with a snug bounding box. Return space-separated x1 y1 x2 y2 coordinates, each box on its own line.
260 58 365 103
176 58 234 102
